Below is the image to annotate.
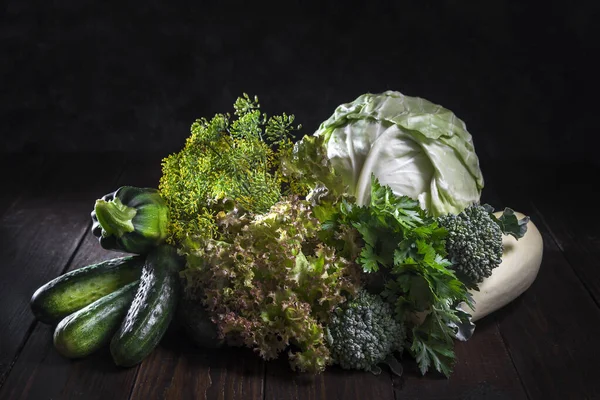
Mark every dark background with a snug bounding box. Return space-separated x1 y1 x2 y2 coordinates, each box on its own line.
2 3 600 398
2 1 598 166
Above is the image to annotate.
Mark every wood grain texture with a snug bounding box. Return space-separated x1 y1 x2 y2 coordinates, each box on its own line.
264 356 395 400
0 154 124 385
505 162 600 306
0 153 46 218
0 322 138 400
398 317 528 400
0 155 161 398
130 330 264 400
3 154 597 399
487 164 600 400
0 234 132 400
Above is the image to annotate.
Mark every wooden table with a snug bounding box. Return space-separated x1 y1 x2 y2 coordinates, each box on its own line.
1 153 598 400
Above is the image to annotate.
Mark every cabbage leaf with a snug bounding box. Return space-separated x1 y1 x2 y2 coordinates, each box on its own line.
315 91 485 216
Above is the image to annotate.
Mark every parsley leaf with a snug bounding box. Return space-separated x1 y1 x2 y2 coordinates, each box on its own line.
322 176 473 377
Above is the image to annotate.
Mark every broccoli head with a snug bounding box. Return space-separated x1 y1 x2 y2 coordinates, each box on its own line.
437 204 503 286
326 290 406 374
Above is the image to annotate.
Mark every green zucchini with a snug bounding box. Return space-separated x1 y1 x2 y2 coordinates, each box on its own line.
110 245 184 367
53 280 139 358
91 186 169 254
31 256 145 324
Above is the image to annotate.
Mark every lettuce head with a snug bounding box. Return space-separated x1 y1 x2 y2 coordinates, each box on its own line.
314 91 484 216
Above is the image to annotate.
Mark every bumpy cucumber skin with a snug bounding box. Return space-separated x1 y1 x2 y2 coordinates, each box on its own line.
53 281 139 358
110 245 184 367
31 256 145 324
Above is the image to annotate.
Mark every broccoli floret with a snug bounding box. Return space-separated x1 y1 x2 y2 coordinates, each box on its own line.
325 290 406 374
437 204 503 286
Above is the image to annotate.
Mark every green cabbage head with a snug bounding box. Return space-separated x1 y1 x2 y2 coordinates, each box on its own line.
314 91 484 216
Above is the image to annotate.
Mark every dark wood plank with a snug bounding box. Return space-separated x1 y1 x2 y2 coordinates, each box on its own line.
0 155 161 399
0 323 139 400
505 162 600 306
486 164 600 400
0 153 125 386
264 322 525 400
0 237 133 400
264 356 395 400
130 331 264 400
0 153 45 217
398 316 528 400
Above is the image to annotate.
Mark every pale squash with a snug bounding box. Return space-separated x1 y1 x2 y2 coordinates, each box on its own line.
464 212 544 321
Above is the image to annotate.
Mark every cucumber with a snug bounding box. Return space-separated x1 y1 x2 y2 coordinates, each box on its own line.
31 256 145 324
110 245 184 367
53 280 139 358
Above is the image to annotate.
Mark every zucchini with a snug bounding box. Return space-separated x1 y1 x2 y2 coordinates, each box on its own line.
30 256 145 324
53 280 139 358
91 186 169 254
110 245 184 367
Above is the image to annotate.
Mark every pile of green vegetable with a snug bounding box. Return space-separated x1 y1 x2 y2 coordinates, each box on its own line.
30 91 529 377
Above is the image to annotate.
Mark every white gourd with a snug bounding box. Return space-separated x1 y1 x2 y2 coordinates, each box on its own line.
464 211 544 321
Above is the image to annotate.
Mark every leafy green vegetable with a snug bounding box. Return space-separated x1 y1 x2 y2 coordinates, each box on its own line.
320 176 473 376
280 134 349 202
181 196 362 374
79 91 530 379
155 94 367 374
314 91 484 216
490 207 530 239
159 93 300 246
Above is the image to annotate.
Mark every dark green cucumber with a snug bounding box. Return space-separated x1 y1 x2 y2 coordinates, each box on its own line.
31 256 145 324
53 280 139 358
110 245 184 367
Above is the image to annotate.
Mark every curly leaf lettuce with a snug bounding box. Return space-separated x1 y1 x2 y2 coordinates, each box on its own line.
181 197 362 373
315 91 484 216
